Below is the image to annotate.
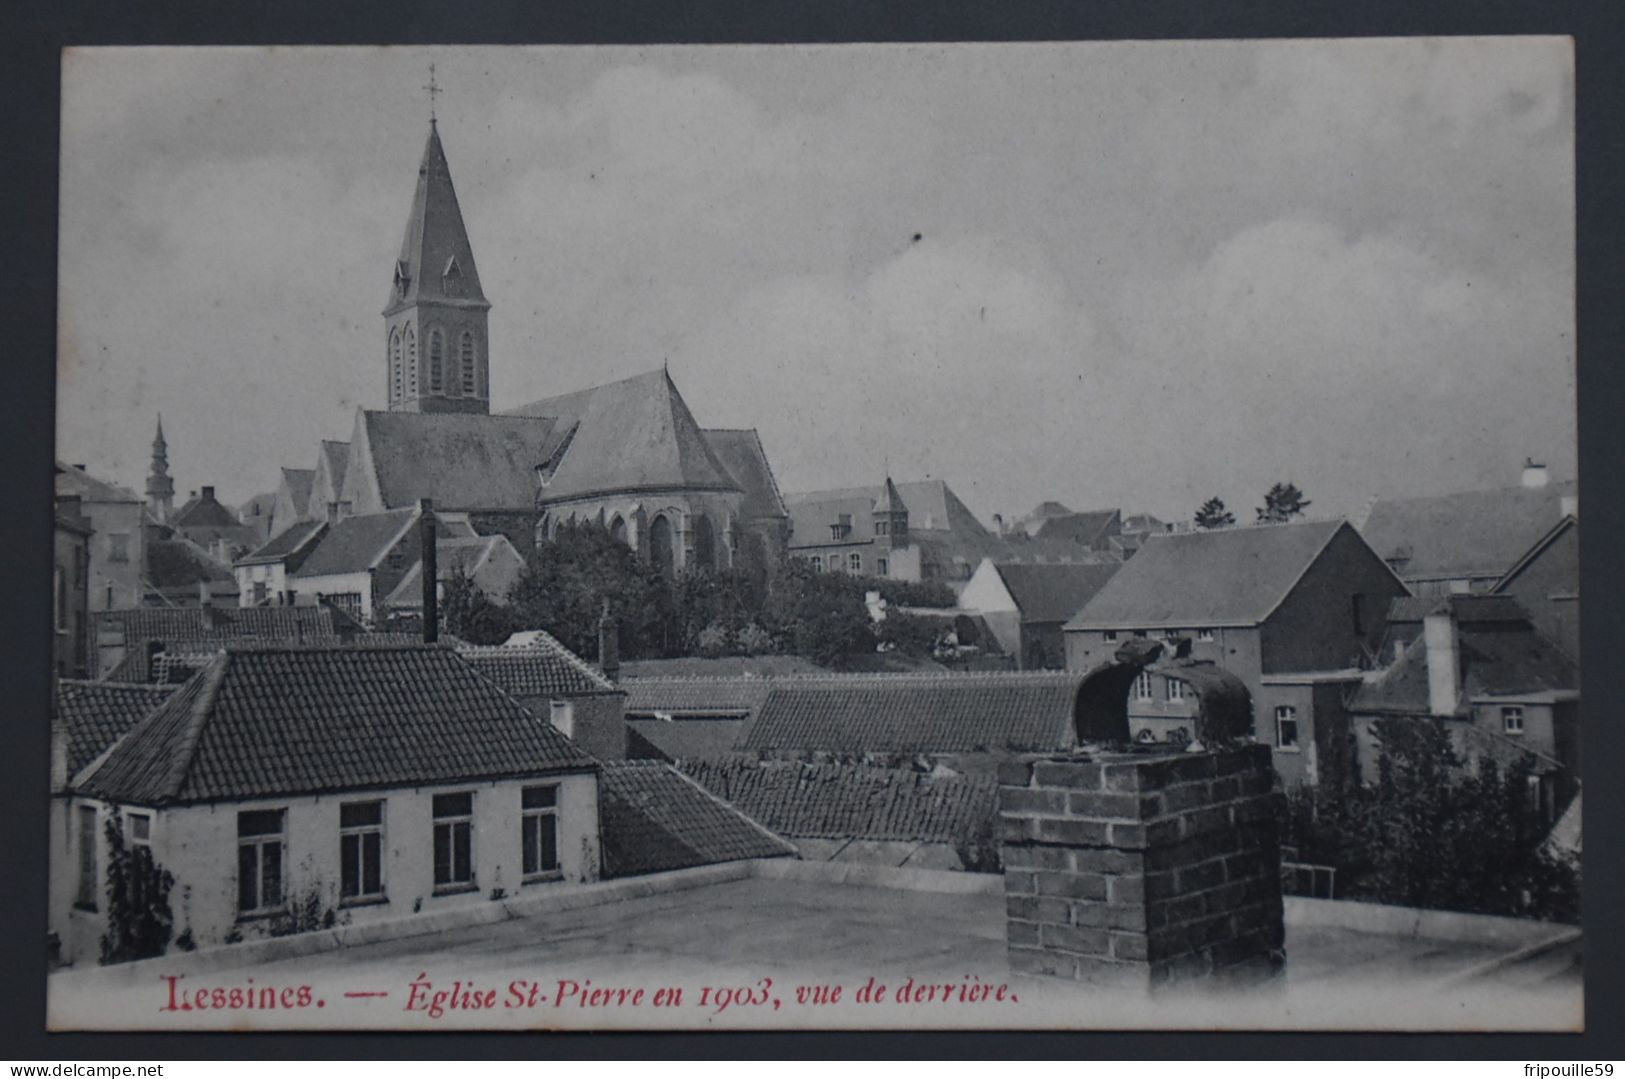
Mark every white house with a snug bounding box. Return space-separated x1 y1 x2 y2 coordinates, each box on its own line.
59 643 601 966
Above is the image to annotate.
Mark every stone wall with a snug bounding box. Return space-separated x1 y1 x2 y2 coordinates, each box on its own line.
997 744 1284 990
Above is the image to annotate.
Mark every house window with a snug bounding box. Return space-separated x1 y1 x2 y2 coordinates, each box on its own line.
1197 629 1215 642
849 553 863 573
1132 629 1148 638
521 785 560 880
1275 707 1300 752
1134 672 1154 700
75 805 97 910
829 526 845 542
428 327 445 393
549 700 574 741
340 801 385 903
1502 706 1525 735
237 809 286 915
1166 678 1187 702
460 332 477 395
877 558 888 577
875 520 888 536
108 533 129 562
127 812 152 848
1103 630 1118 642
324 592 363 620
252 582 268 606
432 792 475 890
807 554 821 571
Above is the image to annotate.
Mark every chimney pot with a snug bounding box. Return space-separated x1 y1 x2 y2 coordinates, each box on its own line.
201 486 215 501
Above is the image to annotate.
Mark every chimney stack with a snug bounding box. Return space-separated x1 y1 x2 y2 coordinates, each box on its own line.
1520 458 1549 489
1559 494 1578 520
420 499 438 643
201 485 216 502
1423 604 1460 717
597 598 619 682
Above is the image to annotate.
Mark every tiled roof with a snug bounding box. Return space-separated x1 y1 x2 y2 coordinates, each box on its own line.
619 655 825 679
1065 518 1350 630
626 718 749 762
237 519 327 566
171 492 241 530
55 463 141 504
386 125 488 313
281 469 316 518
622 677 777 717
357 410 564 512
77 644 596 806
293 507 417 578
1358 482 1577 582
505 369 742 502
741 672 1084 755
597 760 796 878
1384 594 1531 625
703 428 788 519
99 605 342 646
1349 614 1580 717
1034 508 1121 548
145 540 238 592
55 680 179 776
678 758 997 844
456 633 620 698
993 561 1122 625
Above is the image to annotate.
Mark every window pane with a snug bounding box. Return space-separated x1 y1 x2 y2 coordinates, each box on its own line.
433 792 472 818
434 822 451 884
362 832 382 895
341 801 383 828
239 809 283 837
238 843 258 911
522 815 538 875
261 841 283 907
130 814 151 840
341 833 359 897
453 823 472 882
540 816 558 872
522 786 557 810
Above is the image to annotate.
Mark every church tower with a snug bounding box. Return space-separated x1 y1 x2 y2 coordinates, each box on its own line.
383 117 491 414
146 414 175 523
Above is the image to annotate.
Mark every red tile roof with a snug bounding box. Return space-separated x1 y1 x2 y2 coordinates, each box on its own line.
742 672 1084 755
679 758 997 844
55 680 179 776
598 760 796 878
77 644 596 806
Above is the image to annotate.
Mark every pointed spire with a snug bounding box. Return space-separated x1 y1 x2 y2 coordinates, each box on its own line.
146 413 175 523
153 413 167 451
873 475 906 514
384 121 489 315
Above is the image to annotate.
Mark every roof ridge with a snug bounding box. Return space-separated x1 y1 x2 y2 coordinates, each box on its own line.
154 653 232 803
660 763 799 855
456 632 618 693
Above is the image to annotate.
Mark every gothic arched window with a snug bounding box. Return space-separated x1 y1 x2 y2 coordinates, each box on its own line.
460 331 477 396
428 327 445 394
405 325 418 397
390 328 403 402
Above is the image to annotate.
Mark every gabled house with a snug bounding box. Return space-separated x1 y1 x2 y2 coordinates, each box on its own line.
455 632 628 761
288 505 442 623
960 558 1121 670
55 463 146 612
1063 518 1410 786
784 477 1003 588
59 643 601 966
1357 475 1577 598
168 486 261 563
142 535 240 610
1346 595 1579 820
1030 508 1123 552
1493 514 1578 664
234 519 328 607
382 534 526 615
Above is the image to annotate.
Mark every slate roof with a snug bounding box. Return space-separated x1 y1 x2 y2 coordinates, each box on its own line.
1065 518 1351 630
237 519 327 566
1358 482 1577 582
77 644 596 806
356 410 564 512
55 463 141 504
1349 607 1580 717
145 540 238 592
505 369 742 502
679 758 997 844
1034 509 1122 548
319 440 350 495
280 469 316 518
55 680 179 776
1385 594 1530 626
456 634 621 698
171 491 241 530
785 479 990 538
385 124 488 314
702 428 788 519
741 672 1084 755
992 561 1122 625
293 507 418 578
383 535 514 608
597 760 796 878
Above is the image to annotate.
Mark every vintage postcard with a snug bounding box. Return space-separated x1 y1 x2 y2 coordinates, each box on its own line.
49 39 1580 1032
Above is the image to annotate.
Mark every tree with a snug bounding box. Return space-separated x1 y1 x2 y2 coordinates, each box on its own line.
1256 482 1311 523
1194 497 1236 530
439 566 525 645
761 558 875 665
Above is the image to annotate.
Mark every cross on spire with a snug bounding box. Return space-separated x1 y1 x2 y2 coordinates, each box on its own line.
423 62 443 124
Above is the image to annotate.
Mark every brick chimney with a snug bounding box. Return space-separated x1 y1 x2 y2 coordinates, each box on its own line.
597 598 619 682
201 485 216 502
420 499 438 644
1423 604 1460 717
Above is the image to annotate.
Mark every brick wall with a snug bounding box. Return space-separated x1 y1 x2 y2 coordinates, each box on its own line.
997 744 1285 990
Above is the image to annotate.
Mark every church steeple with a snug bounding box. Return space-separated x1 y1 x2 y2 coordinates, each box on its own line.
384 110 491 415
146 414 175 523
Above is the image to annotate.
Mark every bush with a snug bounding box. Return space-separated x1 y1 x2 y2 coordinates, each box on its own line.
696 622 731 658
99 811 175 965
735 622 774 656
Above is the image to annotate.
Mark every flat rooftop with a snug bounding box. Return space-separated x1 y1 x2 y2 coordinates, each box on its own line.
49 873 1581 1032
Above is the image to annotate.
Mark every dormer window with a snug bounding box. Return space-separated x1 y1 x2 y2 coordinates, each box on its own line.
444 255 462 279
393 260 412 297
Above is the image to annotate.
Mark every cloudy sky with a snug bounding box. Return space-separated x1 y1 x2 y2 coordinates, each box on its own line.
57 40 1574 524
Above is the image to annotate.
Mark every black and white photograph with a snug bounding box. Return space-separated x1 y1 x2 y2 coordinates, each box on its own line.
46 38 1581 1032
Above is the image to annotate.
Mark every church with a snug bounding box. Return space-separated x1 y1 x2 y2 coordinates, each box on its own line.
258 117 789 585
